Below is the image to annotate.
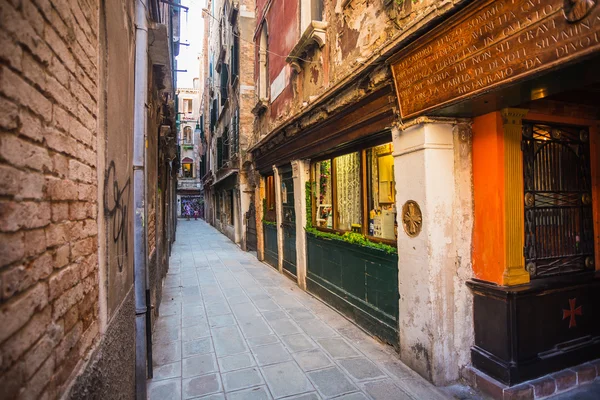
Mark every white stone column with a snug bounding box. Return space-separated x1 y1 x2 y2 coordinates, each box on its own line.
393 121 473 385
291 159 310 290
273 165 284 273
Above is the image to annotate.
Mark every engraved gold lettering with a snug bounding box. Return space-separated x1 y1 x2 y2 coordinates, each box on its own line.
496 41 511 54
392 0 600 118
472 50 493 65
556 32 600 58
500 48 527 65
524 56 542 69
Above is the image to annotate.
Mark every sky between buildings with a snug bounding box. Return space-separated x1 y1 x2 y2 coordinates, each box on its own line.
176 0 204 89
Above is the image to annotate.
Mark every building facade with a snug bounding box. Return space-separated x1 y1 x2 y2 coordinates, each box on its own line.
176 87 204 218
202 0 257 248
248 0 600 398
0 0 179 398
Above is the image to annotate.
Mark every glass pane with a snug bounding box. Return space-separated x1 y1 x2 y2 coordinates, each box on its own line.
313 160 332 229
183 163 193 178
367 143 397 240
334 152 362 232
264 175 276 222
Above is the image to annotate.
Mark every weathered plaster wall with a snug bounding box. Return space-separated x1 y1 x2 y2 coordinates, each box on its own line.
250 0 470 148
104 0 135 319
65 290 135 400
392 121 473 385
451 122 475 380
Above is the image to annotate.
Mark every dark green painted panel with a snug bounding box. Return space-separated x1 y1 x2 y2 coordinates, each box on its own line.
306 277 398 348
280 167 296 276
263 223 278 269
282 225 297 276
306 232 399 346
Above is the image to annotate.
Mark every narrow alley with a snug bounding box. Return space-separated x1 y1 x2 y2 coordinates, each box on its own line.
3 0 600 399
147 220 449 400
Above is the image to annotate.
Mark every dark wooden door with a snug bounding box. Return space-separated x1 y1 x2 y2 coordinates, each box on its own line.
280 167 297 277
245 202 257 252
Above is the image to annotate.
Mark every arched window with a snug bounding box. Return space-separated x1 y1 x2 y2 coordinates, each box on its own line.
181 157 194 178
259 24 268 101
183 126 192 144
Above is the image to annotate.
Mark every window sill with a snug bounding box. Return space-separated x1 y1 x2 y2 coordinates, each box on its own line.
286 21 328 73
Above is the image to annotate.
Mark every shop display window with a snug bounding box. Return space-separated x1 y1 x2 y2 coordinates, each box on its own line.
310 143 397 244
335 152 362 231
366 143 397 241
313 160 332 228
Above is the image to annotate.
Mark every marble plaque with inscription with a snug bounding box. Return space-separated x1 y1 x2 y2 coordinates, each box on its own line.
390 0 600 119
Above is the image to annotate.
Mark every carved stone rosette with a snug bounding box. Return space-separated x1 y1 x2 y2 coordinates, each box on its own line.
401 200 422 238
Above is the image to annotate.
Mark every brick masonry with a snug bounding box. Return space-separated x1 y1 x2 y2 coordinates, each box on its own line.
0 0 101 399
0 0 143 399
1 0 176 397
464 360 600 400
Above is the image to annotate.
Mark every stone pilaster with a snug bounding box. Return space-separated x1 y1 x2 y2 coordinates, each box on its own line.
393 120 473 385
501 108 530 286
291 159 310 290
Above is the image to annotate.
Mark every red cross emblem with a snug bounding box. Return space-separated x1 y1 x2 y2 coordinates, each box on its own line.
562 298 583 328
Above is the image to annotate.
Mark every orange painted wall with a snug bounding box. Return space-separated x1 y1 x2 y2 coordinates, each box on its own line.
472 112 506 284
526 113 600 272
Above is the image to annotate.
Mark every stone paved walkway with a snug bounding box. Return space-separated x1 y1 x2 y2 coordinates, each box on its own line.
147 220 451 400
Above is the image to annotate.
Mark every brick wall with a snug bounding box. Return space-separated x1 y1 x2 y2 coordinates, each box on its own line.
0 0 101 398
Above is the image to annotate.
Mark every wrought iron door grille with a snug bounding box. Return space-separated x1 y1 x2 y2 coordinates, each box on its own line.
522 123 595 278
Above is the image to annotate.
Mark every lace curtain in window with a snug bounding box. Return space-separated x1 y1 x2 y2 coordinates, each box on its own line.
335 152 361 230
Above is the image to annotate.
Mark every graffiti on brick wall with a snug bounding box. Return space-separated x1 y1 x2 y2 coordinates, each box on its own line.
104 160 130 272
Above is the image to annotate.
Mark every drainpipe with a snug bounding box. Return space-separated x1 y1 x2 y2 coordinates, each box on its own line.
134 0 149 397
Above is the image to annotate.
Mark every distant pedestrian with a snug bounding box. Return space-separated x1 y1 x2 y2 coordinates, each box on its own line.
194 210 199 220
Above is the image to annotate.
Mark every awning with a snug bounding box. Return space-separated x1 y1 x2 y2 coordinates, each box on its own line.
181 157 194 163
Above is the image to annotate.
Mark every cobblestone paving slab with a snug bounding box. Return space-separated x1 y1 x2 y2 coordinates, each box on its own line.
147 220 451 400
